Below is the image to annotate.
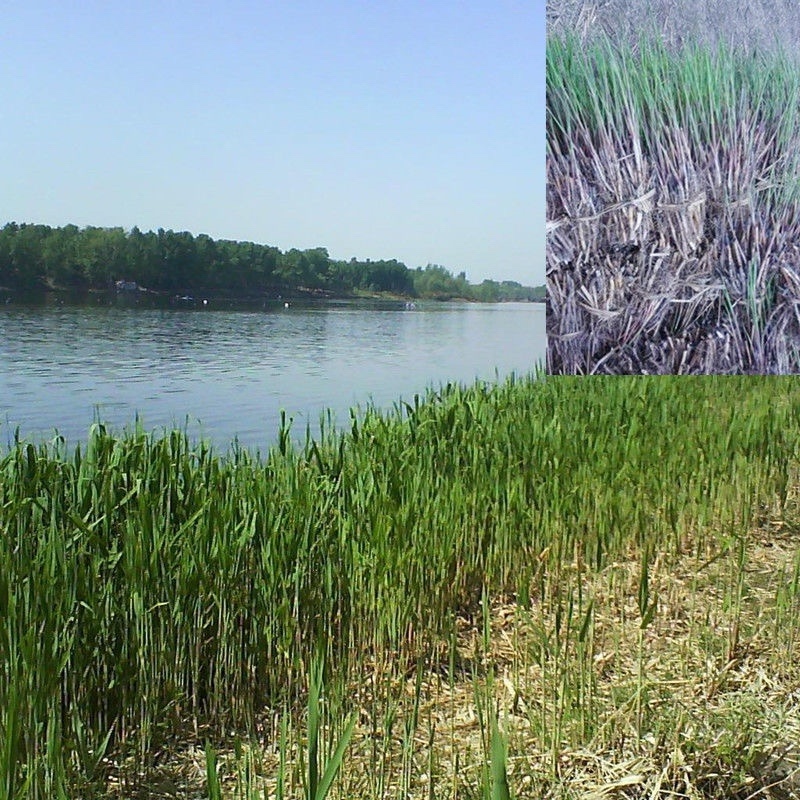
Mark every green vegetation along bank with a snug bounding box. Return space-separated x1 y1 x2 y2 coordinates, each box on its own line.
2 376 800 797
547 32 800 372
0 222 543 302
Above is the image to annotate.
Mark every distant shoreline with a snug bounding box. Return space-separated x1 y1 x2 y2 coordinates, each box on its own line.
0 283 546 306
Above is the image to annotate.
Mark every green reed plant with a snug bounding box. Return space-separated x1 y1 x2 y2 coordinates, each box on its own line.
637 546 658 738
304 652 355 800
205 743 223 800
1 374 800 795
488 716 512 800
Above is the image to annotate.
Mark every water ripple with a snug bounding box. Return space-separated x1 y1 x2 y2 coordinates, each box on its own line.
0 302 545 447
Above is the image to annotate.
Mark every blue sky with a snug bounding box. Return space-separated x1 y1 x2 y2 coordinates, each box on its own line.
1 1 542 285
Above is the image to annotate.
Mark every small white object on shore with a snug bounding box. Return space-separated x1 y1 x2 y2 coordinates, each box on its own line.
284 302 290 308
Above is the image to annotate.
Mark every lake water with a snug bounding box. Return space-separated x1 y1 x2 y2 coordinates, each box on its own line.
0 299 545 451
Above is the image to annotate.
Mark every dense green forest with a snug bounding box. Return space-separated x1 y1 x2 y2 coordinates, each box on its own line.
0 222 543 301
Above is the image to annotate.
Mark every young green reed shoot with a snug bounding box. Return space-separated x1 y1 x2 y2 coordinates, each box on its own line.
276 711 289 800
305 654 355 800
204 743 222 800
637 547 658 738
488 716 512 800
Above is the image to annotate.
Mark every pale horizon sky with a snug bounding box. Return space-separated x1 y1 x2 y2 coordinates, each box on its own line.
1 1 541 286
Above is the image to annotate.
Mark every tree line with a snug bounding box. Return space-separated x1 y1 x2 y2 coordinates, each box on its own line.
0 222 543 301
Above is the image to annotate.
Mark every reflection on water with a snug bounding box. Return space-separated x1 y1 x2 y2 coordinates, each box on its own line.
0 300 545 449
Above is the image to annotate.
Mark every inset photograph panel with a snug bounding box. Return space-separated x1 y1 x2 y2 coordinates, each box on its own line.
546 1 800 373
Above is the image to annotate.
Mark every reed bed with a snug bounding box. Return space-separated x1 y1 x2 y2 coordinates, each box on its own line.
1 375 800 797
546 32 800 373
